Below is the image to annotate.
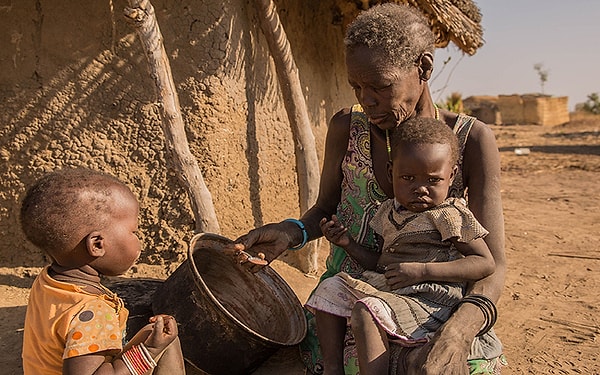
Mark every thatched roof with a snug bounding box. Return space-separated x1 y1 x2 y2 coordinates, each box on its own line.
333 0 484 55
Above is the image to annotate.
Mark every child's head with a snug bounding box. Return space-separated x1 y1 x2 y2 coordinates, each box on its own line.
20 168 141 275
388 117 459 212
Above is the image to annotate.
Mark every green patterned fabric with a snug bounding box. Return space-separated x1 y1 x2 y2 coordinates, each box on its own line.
469 355 508 374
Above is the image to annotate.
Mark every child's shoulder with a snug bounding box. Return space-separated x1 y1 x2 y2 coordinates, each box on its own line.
428 198 488 241
431 197 470 216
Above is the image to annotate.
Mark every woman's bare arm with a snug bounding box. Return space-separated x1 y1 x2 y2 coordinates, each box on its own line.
232 109 351 262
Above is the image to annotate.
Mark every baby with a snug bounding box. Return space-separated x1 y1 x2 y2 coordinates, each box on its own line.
20 168 185 375
309 117 501 374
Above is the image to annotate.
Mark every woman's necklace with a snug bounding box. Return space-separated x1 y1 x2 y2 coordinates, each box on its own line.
386 129 392 162
385 105 440 162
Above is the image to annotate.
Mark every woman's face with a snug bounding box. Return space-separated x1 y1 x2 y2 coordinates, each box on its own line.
346 45 424 131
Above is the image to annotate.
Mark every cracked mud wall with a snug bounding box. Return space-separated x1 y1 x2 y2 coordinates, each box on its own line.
0 0 353 269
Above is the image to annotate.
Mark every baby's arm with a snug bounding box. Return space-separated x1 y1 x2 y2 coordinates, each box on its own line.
384 238 495 289
320 214 380 270
446 237 496 280
319 214 352 247
63 315 179 375
420 237 495 282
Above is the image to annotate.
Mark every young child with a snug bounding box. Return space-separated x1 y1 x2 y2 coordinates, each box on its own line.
20 168 185 375
306 117 501 374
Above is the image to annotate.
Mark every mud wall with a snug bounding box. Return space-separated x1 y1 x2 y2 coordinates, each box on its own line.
0 0 353 268
497 94 569 126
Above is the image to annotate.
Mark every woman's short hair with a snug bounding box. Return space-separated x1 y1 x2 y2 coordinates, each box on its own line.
344 3 435 69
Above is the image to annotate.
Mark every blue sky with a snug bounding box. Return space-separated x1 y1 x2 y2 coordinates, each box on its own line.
431 0 600 110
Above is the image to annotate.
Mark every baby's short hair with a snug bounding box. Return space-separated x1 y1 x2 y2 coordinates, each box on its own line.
390 117 459 165
20 168 132 259
344 3 435 69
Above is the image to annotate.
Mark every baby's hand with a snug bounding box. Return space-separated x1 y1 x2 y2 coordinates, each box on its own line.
384 262 427 289
144 315 178 354
320 215 351 247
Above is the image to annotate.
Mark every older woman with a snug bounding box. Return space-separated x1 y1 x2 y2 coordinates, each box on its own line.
231 3 506 374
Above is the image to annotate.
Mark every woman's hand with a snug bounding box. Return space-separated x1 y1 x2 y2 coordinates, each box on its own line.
404 324 471 375
383 262 426 289
224 221 300 271
403 300 485 374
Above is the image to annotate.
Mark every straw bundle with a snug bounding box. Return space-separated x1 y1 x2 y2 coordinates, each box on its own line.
333 0 484 55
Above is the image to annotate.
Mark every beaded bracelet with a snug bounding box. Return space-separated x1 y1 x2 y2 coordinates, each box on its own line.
138 343 157 367
451 294 498 337
121 343 156 375
284 218 308 250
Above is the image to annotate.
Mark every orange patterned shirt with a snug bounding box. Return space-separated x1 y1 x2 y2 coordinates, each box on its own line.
22 266 128 375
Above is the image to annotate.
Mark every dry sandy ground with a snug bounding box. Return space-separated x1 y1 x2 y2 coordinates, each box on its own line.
1 115 599 374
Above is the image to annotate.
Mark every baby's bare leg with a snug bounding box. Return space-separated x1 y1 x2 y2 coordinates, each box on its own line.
315 310 347 375
351 303 389 375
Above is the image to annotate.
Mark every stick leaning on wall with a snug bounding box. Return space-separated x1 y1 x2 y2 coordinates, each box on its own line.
124 0 220 234
252 0 321 274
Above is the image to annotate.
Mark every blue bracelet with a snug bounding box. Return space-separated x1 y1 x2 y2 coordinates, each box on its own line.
284 218 308 250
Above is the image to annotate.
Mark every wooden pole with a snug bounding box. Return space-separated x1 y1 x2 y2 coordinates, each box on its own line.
252 0 321 273
124 0 220 234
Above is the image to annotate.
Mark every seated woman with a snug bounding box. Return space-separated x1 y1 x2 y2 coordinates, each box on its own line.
228 3 507 374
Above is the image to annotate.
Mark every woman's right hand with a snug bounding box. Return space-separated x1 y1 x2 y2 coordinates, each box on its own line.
226 221 301 270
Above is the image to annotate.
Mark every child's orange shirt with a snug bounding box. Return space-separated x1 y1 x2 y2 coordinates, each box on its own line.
22 266 128 375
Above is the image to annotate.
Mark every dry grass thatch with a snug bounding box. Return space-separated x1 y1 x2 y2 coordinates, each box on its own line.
333 0 484 55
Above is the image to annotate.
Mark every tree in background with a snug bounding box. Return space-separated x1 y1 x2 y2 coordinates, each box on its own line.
582 93 600 115
252 0 321 274
125 0 220 234
438 92 465 114
534 63 549 95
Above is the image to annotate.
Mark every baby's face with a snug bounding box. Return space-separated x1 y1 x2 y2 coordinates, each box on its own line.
90 187 141 276
389 142 455 212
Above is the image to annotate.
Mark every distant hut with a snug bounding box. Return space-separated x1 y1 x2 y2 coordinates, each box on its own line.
522 95 569 126
463 96 501 125
498 94 569 126
465 94 570 126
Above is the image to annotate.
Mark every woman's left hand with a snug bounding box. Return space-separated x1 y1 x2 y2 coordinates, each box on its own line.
404 325 471 375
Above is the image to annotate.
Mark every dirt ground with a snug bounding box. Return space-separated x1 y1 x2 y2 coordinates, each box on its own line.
1 114 599 374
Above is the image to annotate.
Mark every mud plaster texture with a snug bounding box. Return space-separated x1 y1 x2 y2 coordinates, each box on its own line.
0 0 351 270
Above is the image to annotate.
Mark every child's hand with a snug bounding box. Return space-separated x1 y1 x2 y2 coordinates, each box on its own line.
384 262 426 289
320 215 351 247
144 315 178 355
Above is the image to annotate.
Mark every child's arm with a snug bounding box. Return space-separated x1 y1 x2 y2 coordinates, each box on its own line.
320 214 380 270
385 237 495 289
62 315 178 375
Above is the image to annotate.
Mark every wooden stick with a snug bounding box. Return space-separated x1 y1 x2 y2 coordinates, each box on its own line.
548 253 600 261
